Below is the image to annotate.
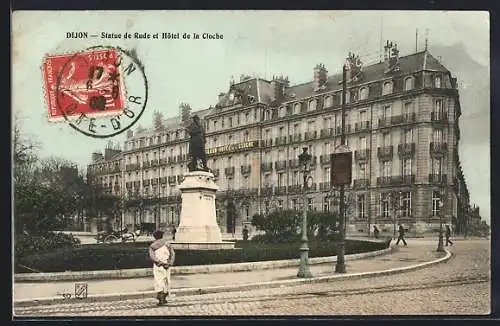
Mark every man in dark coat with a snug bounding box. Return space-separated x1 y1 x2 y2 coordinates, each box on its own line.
395 224 407 246
186 115 208 172
445 225 454 246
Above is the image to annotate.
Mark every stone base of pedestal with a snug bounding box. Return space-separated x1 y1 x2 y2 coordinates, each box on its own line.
174 170 226 247
171 241 236 250
174 225 223 243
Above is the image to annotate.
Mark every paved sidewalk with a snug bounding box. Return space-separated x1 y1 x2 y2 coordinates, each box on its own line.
14 242 442 302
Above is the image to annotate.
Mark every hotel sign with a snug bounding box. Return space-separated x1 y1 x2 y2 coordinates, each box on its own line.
206 140 259 156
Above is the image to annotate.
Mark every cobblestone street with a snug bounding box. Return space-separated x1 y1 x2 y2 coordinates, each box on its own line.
14 239 490 316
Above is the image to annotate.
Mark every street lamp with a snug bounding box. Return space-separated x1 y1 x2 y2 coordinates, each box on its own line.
437 192 445 252
297 147 313 278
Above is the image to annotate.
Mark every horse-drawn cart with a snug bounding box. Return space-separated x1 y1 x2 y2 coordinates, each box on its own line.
96 228 141 243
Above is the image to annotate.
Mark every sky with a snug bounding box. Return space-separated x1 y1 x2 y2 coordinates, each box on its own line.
12 10 490 221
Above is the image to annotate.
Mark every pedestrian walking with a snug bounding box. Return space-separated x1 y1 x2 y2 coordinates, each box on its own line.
373 225 380 239
242 225 249 241
395 224 407 246
172 226 177 241
445 225 454 246
149 230 175 306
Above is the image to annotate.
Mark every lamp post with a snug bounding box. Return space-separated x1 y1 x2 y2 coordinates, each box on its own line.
297 147 313 278
437 192 445 252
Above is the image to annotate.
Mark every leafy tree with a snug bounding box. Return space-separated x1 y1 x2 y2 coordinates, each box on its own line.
14 183 75 235
153 110 165 131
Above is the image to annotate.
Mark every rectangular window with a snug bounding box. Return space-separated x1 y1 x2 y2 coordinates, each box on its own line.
435 76 442 88
293 171 299 185
324 167 330 182
323 197 330 212
292 199 298 211
432 157 442 175
432 191 441 217
404 129 413 143
359 163 367 179
381 193 390 218
228 117 233 128
278 200 283 210
243 132 249 142
360 136 367 149
383 132 391 146
383 105 391 119
382 161 391 177
404 102 413 116
360 110 367 122
278 173 284 187
357 194 366 219
279 127 284 137
294 124 300 135
435 99 444 118
402 158 412 176
433 129 443 143
401 192 412 217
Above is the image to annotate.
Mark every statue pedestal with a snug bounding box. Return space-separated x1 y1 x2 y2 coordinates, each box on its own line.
173 171 235 250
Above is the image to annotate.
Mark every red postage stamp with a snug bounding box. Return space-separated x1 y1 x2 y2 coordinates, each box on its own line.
42 48 127 121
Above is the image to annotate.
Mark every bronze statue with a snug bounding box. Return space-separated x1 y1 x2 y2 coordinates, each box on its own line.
186 115 208 172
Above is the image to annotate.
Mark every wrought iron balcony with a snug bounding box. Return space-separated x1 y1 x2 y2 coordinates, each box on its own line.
275 186 287 195
320 128 334 138
378 118 391 128
288 184 302 194
240 165 251 175
261 162 273 172
261 186 274 196
353 179 370 189
261 139 273 147
275 136 287 146
304 131 317 141
150 160 159 167
143 179 150 186
430 142 448 154
289 134 302 143
355 149 370 161
151 178 158 185
275 160 287 171
397 143 416 157
167 176 177 185
354 120 371 132
429 173 447 184
377 175 415 187
431 111 448 122
133 181 141 187
142 161 151 168
176 175 183 183
391 113 417 125
224 167 235 177
159 158 168 165
160 177 168 184
377 146 394 160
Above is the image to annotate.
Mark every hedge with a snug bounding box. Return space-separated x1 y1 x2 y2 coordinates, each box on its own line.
15 239 391 273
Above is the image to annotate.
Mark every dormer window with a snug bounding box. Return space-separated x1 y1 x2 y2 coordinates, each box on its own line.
279 106 285 117
359 87 369 100
382 81 393 95
404 77 414 91
309 99 317 111
324 96 333 108
435 75 442 88
294 103 301 114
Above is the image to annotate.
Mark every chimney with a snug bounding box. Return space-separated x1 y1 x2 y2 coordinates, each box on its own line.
384 40 400 71
218 92 225 102
270 75 289 102
104 148 121 160
91 152 104 163
313 64 328 91
126 129 133 139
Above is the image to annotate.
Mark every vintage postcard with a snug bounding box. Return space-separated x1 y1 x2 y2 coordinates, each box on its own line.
12 10 491 317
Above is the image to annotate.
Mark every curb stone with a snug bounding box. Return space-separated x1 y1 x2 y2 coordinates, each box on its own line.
14 248 451 307
15 243 392 282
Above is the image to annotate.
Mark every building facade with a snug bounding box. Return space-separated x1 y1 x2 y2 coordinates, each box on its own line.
87 41 469 236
